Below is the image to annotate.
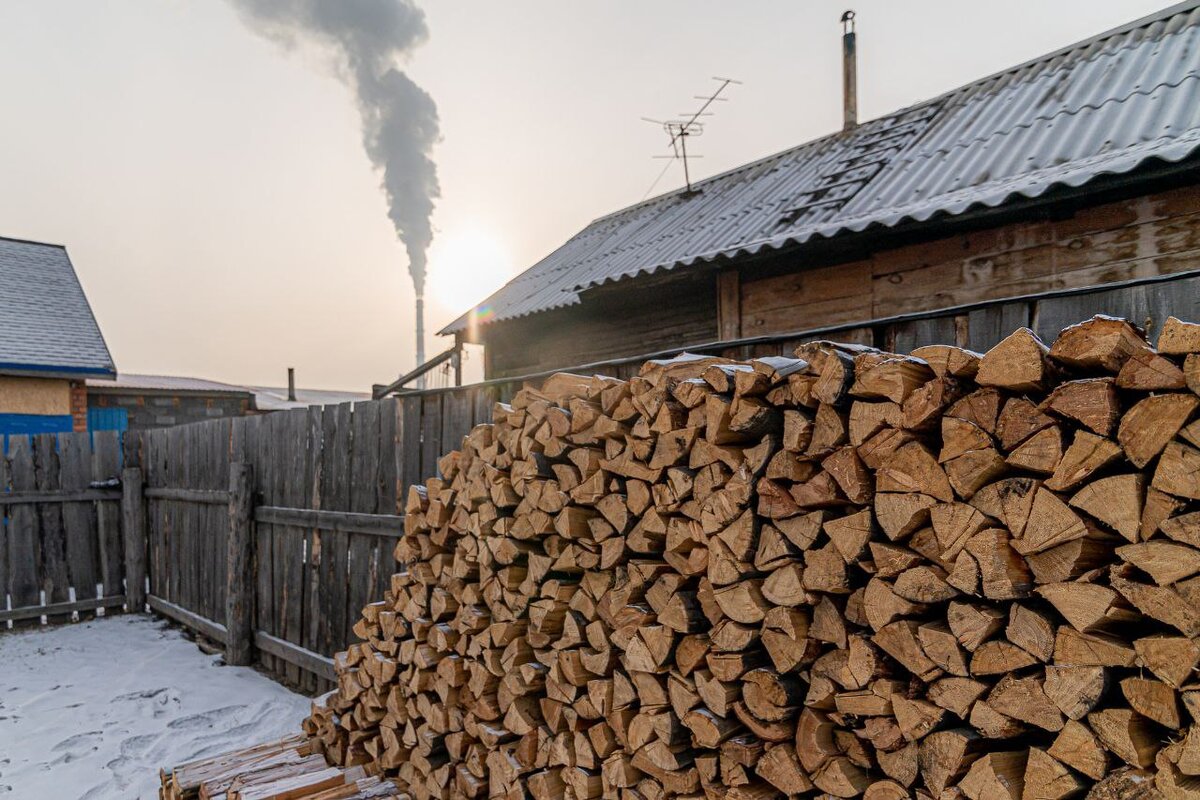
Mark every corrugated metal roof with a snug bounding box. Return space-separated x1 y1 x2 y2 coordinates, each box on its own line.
443 2 1200 335
87 373 253 395
245 385 370 411
0 237 116 377
87 374 370 410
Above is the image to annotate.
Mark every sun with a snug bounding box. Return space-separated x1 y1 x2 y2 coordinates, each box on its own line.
426 228 514 315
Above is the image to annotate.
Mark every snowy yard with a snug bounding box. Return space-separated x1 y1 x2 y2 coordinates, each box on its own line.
0 614 312 800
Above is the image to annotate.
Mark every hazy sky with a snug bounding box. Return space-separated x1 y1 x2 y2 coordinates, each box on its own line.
0 0 1168 390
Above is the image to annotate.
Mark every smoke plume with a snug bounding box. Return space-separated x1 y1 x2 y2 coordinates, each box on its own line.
228 0 440 300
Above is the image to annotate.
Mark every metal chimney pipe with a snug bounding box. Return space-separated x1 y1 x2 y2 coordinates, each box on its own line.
415 294 426 389
842 10 858 131
287 367 296 402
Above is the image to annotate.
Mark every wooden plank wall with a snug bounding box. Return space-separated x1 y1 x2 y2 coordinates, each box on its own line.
482 271 718 379
137 392 498 690
477 186 1200 379
694 274 1200 365
737 185 1200 339
139 419 234 635
0 430 125 627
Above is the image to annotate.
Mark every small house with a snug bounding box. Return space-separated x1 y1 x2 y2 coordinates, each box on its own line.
0 236 115 439
441 3 1200 380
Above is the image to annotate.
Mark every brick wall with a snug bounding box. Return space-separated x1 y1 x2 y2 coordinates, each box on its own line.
88 391 253 430
69 381 88 432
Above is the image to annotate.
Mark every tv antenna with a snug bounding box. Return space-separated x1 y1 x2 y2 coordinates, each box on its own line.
643 76 741 196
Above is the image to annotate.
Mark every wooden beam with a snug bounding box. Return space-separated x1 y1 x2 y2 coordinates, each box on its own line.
717 269 741 341
0 595 125 623
225 463 255 667
144 487 231 505
254 630 337 682
148 594 229 644
121 467 147 611
254 506 405 539
373 346 458 399
0 488 121 505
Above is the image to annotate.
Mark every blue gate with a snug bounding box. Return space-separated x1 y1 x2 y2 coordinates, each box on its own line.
87 406 128 434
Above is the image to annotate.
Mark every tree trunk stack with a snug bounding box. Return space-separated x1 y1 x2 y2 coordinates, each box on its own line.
172 315 1200 799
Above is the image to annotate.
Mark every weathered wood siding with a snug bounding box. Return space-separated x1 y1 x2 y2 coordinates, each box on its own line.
482 271 717 379
0 430 126 626
133 392 499 691
480 185 1200 378
737 185 1200 338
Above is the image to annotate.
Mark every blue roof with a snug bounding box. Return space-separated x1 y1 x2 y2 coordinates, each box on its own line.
0 237 116 378
443 1 1200 334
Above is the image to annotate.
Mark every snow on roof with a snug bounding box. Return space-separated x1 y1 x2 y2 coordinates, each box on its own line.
245 385 370 411
87 373 253 395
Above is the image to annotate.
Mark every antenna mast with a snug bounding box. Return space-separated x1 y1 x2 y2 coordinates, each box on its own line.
644 77 741 195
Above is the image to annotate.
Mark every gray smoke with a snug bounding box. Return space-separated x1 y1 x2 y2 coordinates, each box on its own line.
228 0 440 299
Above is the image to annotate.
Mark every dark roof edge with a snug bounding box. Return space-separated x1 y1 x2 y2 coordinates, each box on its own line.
0 234 67 249
86 384 254 399
0 361 117 380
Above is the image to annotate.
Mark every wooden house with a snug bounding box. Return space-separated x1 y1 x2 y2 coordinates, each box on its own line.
0 236 115 440
440 3 1200 380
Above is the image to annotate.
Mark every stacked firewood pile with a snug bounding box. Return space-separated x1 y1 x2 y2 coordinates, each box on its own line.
178 314 1200 799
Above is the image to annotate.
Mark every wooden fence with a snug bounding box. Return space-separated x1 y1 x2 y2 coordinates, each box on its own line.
0 430 125 626
2 269 1197 692
125 390 500 692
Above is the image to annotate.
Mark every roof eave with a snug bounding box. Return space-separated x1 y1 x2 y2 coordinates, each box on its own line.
0 362 117 381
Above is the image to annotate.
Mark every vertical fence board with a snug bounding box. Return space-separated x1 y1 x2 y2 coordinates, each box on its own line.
60 433 99 606
121 466 146 612
321 403 352 657
180 426 194 615
347 401 381 646
225 462 255 667
215 420 234 623
254 413 276 677
376 398 400 604
186 425 199 621
34 434 69 621
401 396 422 499
967 301 1031 352
420 393 443 481
887 315 959 353
282 409 307 687
93 431 123 599
302 405 324 694
144 431 159 599
441 390 473 458
8 438 40 616
153 430 169 603
0 446 9 619
166 427 180 608
270 412 291 681
472 384 495 428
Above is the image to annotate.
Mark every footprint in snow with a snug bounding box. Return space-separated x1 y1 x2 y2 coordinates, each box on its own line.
167 705 243 731
110 688 168 703
117 733 160 757
48 731 103 766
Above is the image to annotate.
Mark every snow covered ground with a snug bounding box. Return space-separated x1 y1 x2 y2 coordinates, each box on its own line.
0 614 312 800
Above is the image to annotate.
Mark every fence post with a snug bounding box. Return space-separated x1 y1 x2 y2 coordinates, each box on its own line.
225 462 255 666
121 466 147 612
